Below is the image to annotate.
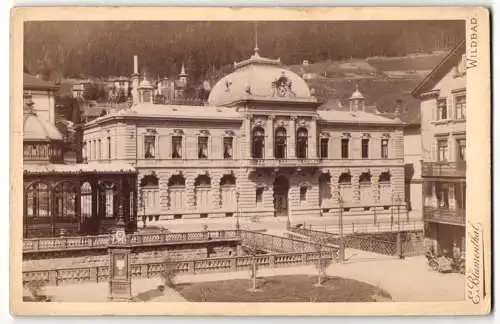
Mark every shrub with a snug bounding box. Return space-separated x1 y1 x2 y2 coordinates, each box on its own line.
160 257 179 288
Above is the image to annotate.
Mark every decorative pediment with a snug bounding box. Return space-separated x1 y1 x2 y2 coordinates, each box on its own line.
297 119 308 127
341 133 351 139
198 129 210 136
224 130 235 137
173 129 184 136
320 132 330 138
362 133 371 139
146 128 158 134
382 133 391 139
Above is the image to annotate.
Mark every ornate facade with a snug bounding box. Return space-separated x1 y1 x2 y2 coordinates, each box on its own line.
83 49 406 229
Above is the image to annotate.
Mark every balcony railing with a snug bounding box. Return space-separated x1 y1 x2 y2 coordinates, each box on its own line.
249 158 321 168
422 161 466 178
423 206 466 226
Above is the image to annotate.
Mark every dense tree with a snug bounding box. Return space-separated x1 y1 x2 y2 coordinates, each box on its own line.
24 21 464 84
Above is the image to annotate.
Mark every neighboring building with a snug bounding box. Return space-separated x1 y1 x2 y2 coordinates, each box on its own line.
23 73 59 124
83 49 407 229
22 90 138 238
153 63 191 103
411 40 466 256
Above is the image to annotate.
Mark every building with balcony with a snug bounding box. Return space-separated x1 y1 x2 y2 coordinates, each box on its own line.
23 88 137 238
411 40 466 257
83 49 406 229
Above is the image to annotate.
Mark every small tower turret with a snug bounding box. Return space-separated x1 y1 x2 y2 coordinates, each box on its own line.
179 63 188 87
349 83 365 113
138 73 154 104
131 55 140 105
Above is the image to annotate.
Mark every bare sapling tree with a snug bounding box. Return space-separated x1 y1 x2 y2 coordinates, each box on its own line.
313 237 333 287
243 245 261 292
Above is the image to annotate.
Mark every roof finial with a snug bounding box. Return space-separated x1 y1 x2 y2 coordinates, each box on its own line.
253 21 259 56
355 82 359 92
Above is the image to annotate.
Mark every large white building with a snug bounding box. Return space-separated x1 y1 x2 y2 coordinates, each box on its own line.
23 73 59 125
83 49 407 230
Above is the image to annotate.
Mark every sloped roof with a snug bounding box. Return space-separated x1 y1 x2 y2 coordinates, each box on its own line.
86 103 243 127
23 162 136 175
318 109 402 125
411 39 466 97
24 73 59 90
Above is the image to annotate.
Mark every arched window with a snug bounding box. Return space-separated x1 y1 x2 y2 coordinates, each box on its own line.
274 127 287 159
195 174 211 210
319 173 332 207
379 172 392 203
54 182 78 220
81 182 92 220
252 127 265 159
25 182 51 219
338 173 352 202
220 174 237 209
140 174 160 216
359 172 372 203
168 174 186 210
296 127 308 158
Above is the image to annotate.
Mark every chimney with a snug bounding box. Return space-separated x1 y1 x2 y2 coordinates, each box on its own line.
395 99 403 116
131 55 140 105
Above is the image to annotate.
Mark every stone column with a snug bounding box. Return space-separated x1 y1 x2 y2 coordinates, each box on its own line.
266 115 274 159
243 114 251 159
185 174 195 209
288 116 296 159
309 117 317 159
212 174 222 210
352 170 361 203
372 170 380 204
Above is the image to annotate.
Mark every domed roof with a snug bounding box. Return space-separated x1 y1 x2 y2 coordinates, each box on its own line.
23 98 63 141
208 49 314 106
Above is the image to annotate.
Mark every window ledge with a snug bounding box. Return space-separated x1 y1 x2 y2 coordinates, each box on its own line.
431 119 452 126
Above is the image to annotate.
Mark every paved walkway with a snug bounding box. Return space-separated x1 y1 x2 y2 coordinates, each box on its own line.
30 253 464 303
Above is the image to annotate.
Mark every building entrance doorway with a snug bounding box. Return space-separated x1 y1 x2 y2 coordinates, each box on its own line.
273 175 289 217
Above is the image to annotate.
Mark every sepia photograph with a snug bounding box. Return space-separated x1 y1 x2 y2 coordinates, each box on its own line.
10 7 491 316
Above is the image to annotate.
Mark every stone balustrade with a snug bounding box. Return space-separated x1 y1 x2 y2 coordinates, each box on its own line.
23 250 339 287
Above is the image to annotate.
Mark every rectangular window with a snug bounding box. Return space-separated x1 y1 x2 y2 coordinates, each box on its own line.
437 139 448 162
107 137 111 160
341 138 349 159
300 187 307 201
437 99 447 120
457 139 466 162
320 138 329 158
172 136 182 159
361 138 369 159
144 135 155 159
256 188 264 205
381 138 389 159
198 136 208 159
455 95 466 120
223 137 233 159
436 183 450 208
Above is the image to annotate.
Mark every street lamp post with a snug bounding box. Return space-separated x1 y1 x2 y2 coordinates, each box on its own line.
395 193 405 259
236 192 240 231
337 191 345 263
139 189 146 229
